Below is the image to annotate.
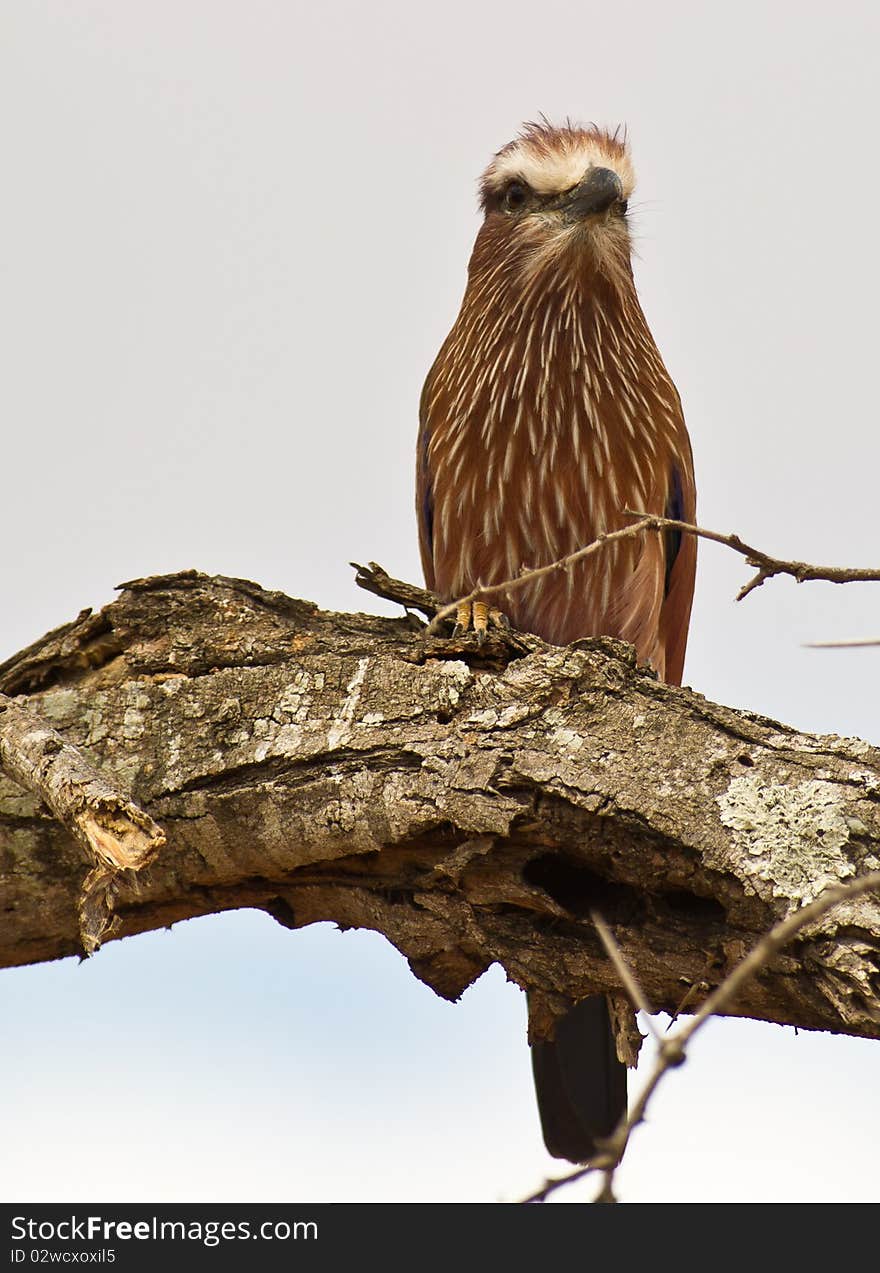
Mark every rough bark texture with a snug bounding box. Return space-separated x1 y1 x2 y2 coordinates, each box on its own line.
1 571 878 1046
0 692 165 953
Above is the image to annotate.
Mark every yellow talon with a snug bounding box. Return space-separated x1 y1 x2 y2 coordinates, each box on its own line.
449 599 509 642
453 600 472 636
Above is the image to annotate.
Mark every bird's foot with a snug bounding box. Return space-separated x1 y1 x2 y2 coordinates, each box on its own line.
452 600 510 645
420 601 533 668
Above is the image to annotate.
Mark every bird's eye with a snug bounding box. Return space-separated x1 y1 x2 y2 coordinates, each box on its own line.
504 181 529 212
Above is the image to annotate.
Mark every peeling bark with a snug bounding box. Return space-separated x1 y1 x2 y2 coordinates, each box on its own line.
0 571 878 1046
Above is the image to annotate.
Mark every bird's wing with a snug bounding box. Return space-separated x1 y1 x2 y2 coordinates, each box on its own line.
658 456 697 687
416 365 439 591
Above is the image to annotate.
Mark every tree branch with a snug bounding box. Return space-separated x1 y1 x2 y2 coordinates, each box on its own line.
0 572 878 1054
407 515 880 633
350 561 439 619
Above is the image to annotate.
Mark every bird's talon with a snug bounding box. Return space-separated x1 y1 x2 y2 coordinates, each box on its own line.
455 600 472 635
446 599 512 641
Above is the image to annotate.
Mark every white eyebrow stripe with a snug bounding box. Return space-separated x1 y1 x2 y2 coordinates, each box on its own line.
485 142 636 200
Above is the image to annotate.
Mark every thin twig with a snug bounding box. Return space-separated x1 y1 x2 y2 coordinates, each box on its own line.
421 515 880 634
427 517 659 633
804 638 880 649
665 979 710 1030
622 513 880 602
521 869 880 1204
592 912 661 1042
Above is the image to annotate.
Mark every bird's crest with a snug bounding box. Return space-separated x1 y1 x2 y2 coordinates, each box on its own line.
480 119 635 210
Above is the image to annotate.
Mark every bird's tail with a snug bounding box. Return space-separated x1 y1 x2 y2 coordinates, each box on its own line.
530 995 628 1163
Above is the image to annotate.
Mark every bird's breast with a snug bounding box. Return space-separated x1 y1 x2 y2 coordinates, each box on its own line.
426 331 686 655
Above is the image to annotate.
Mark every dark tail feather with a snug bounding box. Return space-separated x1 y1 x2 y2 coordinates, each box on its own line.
531 995 628 1163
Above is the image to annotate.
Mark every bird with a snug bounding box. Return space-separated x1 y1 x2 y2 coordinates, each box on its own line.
416 120 696 1163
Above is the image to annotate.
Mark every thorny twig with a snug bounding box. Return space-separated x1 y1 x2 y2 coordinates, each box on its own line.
521 869 880 1204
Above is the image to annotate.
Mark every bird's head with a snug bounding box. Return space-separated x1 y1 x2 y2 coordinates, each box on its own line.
474 120 635 293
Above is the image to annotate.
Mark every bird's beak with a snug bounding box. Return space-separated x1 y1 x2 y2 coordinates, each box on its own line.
561 167 624 221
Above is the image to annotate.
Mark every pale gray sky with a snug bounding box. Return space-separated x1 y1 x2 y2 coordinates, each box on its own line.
1 1 878 1202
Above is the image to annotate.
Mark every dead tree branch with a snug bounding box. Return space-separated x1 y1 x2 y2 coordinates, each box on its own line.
0 571 878 1055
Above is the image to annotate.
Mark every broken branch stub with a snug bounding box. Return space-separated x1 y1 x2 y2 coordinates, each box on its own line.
0 693 165 952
